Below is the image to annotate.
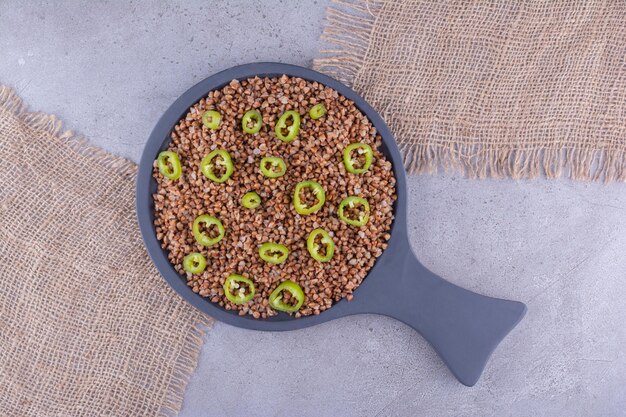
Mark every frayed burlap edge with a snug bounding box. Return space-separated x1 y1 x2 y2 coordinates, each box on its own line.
160 323 210 417
0 85 212 416
313 0 626 182
0 86 137 180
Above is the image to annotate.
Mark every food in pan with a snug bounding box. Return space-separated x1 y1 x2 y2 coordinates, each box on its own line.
153 75 396 318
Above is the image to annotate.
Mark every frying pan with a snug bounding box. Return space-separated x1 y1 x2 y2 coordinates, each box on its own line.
136 63 527 387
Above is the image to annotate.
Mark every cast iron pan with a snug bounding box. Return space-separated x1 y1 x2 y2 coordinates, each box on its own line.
136 62 527 387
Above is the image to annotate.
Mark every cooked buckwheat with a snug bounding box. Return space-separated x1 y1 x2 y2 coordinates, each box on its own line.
153 75 396 318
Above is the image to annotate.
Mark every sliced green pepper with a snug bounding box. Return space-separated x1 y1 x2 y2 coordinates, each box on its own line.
269 280 305 313
293 181 325 215
258 242 289 264
193 215 225 247
343 143 373 174
274 110 301 142
202 110 221 130
183 252 207 274
309 103 326 120
223 274 255 305
241 191 261 209
156 151 182 180
306 228 335 262
260 156 286 178
201 149 233 183
242 110 263 134
338 196 370 227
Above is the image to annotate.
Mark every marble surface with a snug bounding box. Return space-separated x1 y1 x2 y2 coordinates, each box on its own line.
1 1 624 415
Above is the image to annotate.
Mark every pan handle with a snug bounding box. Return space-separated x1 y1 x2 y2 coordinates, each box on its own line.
363 247 526 386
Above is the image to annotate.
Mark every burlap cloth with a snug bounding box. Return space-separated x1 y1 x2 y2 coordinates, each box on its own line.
0 86 212 416
315 0 626 181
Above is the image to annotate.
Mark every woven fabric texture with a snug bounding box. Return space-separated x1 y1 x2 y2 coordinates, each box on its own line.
0 86 212 416
315 0 626 181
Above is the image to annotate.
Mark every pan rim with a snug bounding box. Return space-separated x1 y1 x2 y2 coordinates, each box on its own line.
136 62 408 331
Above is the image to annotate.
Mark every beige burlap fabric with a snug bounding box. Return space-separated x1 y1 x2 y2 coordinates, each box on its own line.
315 0 626 181
0 86 212 416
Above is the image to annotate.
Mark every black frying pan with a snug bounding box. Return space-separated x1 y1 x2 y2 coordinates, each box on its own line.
136 63 526 387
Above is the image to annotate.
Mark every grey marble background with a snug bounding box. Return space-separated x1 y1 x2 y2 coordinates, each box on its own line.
1 1 624 416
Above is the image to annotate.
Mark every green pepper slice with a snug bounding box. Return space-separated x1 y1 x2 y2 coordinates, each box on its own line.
156 151 182 180
338 196 370 227
201 149 233 183
258 242 289 264
293 181 325 215
306 228 335 262
242 110 263 134
274 110 301 142
241 191 261 209
260 156 286 178
202 110 221 130
193 215 225 247
269 280 305 313
183 252 207 274
223 274 255 304
343 143 373 174
309 103 326 120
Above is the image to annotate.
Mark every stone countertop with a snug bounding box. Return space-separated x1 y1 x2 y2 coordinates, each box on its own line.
1 1 624 416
